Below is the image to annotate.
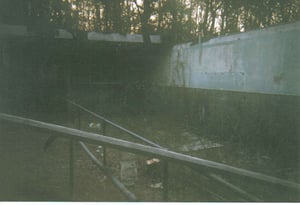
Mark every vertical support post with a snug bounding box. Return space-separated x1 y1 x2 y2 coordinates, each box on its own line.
162 161 169 202
69 108 79 200
77 109 81 130
102 119 107 166
69 139 74 200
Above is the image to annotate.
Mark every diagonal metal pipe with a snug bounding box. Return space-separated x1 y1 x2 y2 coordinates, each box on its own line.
0 112 299 191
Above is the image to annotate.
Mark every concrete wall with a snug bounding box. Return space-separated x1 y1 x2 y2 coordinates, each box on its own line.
149 22 300 163
158 21 300 96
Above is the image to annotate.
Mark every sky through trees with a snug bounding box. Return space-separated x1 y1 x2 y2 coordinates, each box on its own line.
0 0 299 43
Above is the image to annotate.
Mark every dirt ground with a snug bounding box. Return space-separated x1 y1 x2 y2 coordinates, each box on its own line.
0 111 299 202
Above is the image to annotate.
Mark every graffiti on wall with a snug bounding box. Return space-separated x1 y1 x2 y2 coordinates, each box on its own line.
164 21 300 96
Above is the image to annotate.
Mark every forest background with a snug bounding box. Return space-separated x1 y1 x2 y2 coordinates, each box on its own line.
0 0 299 44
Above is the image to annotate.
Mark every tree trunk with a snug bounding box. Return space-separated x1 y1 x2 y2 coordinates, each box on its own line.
141 0 151 45
94 0 101 31
202 0 210 37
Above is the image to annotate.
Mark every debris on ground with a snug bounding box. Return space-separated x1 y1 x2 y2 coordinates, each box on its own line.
149 182 163 189
146 158 160 165
180 131 198 140
96 145 104 157
179 133 223 152
120 153 138 186
146 158 162 181
89 122 102 130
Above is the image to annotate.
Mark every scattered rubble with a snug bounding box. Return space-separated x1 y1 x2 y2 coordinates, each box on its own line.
120 153 138 186
149 182 163 189
96 145 104 157
179 132 223 152
146 158 160 165
89 122 102 130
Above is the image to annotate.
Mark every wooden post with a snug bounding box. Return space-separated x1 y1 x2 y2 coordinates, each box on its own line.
102 120 107 166
69 139 75 200
162 161 169 201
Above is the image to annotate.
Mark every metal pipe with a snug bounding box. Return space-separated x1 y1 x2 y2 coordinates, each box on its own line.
77 109 81 130
67 99 168 199
162 161 169 201
102 120 107 166
64 100 267 201
78 141 137 201
69 139 75 200
1 113 299 190
208 173 260 201
66 99 163 148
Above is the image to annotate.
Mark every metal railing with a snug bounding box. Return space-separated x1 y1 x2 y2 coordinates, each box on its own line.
0 106 299 201
66 99 170 200
65 100 300 201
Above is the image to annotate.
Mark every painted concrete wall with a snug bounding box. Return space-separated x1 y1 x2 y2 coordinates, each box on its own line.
159 21 300 96
147 22 300 160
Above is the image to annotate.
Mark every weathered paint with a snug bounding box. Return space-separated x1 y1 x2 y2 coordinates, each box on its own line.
159 21 300 96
